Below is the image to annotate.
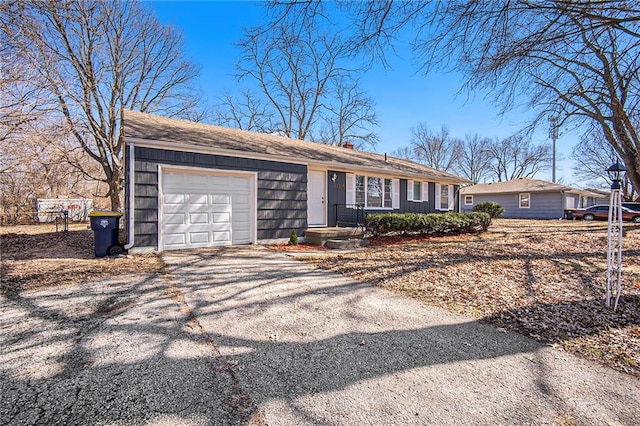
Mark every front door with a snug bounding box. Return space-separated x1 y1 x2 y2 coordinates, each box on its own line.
307 170 326 226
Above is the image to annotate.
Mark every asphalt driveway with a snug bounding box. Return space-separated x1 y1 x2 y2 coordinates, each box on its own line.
162 246 640 425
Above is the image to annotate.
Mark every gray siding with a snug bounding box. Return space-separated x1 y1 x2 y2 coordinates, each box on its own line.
399 180 435 213
132 146 307 248
461 191 565 219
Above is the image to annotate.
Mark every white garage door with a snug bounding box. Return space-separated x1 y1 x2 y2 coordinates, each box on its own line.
161 169 253 250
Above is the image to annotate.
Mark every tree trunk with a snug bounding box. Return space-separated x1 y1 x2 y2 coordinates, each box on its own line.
108 166 122 211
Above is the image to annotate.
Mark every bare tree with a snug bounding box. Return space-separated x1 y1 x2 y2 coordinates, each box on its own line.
454 134 493 184
214 90 275 134
390 146 416 161
487 135 552 182
347 1 640 194
0 118 101 223
409 124 462 172
314 77 378 147
2 0 200 210
572 126 637 199
231 2 378 147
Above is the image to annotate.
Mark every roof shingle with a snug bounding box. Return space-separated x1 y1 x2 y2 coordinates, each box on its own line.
123 110 469 184
460 177 606 197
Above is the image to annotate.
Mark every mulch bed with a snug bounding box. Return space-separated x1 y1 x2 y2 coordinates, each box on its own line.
268 243 330 252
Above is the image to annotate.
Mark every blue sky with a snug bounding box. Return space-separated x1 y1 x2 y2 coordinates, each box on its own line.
148 1 577 185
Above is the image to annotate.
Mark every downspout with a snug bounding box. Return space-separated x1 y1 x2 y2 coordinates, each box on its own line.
124 142 135 250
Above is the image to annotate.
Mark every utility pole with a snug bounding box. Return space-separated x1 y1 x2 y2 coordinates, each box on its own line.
549 116 559 183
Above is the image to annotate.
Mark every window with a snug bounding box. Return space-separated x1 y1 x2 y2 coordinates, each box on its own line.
350 175 397 209
413 181 422 201
384 179 392 208
367 177 383 207
407 180 429 202
436 183 453 210
355 175 365 205
464 195 473 205
566 196 575 209
519 193 530 208
440 185 450 210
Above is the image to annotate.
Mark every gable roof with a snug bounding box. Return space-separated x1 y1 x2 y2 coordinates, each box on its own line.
460 177 607 198
123 110 469 184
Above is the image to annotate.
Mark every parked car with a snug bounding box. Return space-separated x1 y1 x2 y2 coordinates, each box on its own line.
622 202 640 212
572 205 640 222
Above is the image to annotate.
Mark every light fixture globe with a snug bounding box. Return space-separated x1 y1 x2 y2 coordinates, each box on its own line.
606 160 626 189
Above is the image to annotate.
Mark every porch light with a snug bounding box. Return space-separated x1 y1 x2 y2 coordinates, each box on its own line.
606 160 626 190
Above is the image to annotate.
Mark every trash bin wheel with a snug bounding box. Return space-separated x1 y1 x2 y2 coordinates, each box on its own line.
108 245 125 256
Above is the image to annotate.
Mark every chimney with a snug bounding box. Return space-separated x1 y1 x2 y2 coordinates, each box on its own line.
344 141 354 149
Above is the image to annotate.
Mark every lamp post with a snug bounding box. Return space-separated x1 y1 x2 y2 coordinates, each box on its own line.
605 160 626 310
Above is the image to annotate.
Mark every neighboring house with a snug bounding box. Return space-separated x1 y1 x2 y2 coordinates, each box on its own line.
123 110 470 252
459 178 607 219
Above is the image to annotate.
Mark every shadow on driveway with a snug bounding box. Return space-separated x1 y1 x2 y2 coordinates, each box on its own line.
163 246 640 425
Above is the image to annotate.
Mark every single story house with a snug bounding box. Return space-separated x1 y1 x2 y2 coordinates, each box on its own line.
123 110 470 252
459 177 607 219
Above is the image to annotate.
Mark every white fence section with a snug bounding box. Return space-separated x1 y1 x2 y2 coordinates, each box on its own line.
37 198 93 222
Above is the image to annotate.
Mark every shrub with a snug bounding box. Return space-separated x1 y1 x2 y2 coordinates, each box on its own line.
288 229 299 245
366 212 491 237
472 201 504 218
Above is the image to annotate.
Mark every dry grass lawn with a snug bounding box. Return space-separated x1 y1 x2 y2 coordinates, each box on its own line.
302 219 640 378
0 223 164 292
3 220 639 379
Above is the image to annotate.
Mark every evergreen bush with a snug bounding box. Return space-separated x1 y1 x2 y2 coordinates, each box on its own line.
288 229 299 245
472 201 505 218
366 212 491 237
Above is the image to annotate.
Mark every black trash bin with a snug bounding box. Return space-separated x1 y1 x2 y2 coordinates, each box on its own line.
89 210 123 258
564 209 574 220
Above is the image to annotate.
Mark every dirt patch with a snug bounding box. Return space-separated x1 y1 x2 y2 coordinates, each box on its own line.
302 219 640 377
1 223 164 292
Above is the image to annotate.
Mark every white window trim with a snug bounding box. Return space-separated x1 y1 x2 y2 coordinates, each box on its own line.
519 192 531 209
464 194 473 205
407 180 429 203
350 173 397 210
436 183 454 211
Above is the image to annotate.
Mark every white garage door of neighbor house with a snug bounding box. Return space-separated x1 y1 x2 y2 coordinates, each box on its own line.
161 170 253 250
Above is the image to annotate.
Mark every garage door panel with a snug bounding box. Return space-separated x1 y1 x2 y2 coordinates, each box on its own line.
213 212 231 223
210 222 231 231
164 233 186 246
213 231 231 242
161 170 254 250
212 195 230 204
189 232 210 244
188 194 208 204
164 193 185 204
188 212 209 224
164 213 186 225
